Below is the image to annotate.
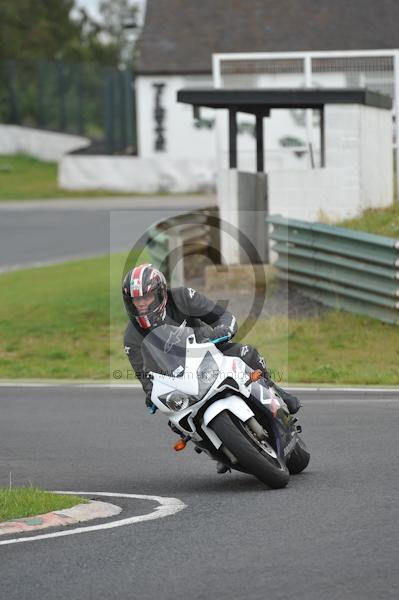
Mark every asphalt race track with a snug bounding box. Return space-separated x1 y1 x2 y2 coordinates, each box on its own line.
1 385 398 600
0 196 212 271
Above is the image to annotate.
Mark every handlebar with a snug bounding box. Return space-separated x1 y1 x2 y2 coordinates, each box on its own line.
210 334 232 344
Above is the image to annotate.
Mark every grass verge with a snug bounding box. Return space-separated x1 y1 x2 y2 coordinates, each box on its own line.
1 252 398 384
243 313 399 385
0 488 86 522
0 154 200 200
0 255 111 378
337 203 399 238
0 249 149 379
0 154 133 200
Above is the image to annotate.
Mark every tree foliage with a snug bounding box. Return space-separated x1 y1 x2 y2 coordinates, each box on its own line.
0 0 138 143
98 0 139 65
0 0 132 65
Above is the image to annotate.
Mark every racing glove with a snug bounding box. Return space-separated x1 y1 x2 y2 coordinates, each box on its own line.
211 324 233 342
145 394 157 414
194 324 214 342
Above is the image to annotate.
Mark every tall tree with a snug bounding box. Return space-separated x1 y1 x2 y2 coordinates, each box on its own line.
98 0 140 66
0 0 121 65
0 0 76 61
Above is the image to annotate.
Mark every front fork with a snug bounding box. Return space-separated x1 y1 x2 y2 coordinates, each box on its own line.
246 395 293 460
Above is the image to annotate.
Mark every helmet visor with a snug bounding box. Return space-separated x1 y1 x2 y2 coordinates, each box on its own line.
130 291 157 316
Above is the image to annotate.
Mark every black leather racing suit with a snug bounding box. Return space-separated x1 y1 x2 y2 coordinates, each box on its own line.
123 286 300 413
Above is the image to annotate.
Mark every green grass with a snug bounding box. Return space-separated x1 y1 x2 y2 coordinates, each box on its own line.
0 255 110 378
0 488 86 522
107 308 399 386
0 154 201 200
1 249 398 384
242 313 399 385
0 154 133 200
337 203 399 238
0 249 149 379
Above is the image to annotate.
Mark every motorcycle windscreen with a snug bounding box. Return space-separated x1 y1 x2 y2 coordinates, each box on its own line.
141 324 194 376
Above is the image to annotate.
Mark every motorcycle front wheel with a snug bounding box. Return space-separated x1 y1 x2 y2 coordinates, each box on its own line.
210 411 289 489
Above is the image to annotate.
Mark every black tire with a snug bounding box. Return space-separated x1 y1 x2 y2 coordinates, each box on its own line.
210 411 289 489
286 436 310 474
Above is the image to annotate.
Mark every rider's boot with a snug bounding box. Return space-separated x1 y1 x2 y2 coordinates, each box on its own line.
252 352 301 415
216 462 229 474
261 370 301 414
271 383 302 414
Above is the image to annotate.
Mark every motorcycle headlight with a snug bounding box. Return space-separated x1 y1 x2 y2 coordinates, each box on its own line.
164 391 190 411
197 351 219 398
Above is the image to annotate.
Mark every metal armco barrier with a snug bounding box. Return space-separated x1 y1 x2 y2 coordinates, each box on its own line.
267 215 399 324
147 207 219 287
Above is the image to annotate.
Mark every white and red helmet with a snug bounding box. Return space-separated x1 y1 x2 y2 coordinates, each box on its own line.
122 264 167 329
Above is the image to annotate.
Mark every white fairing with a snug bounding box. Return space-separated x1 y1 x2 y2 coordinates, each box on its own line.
150 337 223 405
203 396 254 427
150 335 250 412
201 396 255 449
149 333 254 449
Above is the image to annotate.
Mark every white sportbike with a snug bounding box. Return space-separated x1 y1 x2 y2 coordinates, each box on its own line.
143 322 310 488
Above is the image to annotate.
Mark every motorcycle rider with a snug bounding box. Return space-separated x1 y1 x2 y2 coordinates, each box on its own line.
122 264 301 420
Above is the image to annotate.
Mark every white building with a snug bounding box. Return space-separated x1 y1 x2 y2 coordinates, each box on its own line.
135 0 398 196
61 0 397 209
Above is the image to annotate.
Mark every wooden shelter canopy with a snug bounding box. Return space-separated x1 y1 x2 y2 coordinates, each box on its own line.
177 88 392 113
177 88 392 171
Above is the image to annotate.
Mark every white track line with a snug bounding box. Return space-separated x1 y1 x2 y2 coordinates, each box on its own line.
289 387 399 393
0 382 141 388
0 492 187 546
0 253 106 274
0 381 398 393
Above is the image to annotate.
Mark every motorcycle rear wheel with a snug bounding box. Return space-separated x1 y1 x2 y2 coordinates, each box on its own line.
210 411 289 489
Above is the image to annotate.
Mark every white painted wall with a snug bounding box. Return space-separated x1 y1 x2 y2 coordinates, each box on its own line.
0 125 89 161
136 74 216 160
217 170 240 264
218 71 315 172
217 103 392 264
267 104 393 222
218 170 268 264
325 103 393 209
136 71 349 174
268 167 361 221
52 66 393 199
58 154 216 193
358 105 392 208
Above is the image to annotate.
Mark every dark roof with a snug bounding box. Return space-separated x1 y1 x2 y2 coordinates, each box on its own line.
136 0 399 74
177 88 393 113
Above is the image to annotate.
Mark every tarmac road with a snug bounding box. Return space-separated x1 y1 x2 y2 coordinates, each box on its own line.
1 385 398 600
0 196 213 271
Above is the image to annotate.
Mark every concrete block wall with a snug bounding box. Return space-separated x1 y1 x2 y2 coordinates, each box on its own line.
58 155 216 193
218 170 268 265
267 103 393 223
268 167 361 222
358 105 393 209
0 125 89 161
